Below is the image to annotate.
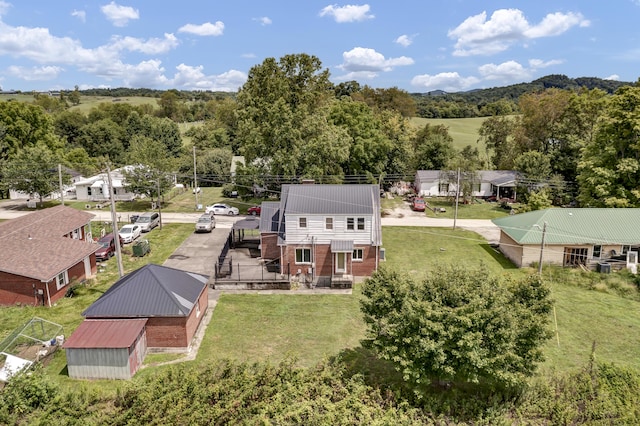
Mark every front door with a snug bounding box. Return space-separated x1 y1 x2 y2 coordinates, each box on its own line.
335 252 346 274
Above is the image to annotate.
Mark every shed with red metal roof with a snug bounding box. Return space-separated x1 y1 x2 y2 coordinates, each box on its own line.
63 319 147 379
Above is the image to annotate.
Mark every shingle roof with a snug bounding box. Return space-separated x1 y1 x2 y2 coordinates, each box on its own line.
0 205 97 281
0 205 94 239
83 264 207 318
492 208 640 245
63 319 147 349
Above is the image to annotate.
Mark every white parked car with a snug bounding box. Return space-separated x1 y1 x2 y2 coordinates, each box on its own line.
118 224 142 243
205 203 239 216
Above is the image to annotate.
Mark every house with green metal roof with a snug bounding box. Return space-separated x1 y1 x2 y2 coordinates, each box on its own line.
492 208 640 268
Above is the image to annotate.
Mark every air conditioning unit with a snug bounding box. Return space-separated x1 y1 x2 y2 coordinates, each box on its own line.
379 248 386 261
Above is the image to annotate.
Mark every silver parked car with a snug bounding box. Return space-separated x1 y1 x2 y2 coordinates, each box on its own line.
194 214 215 233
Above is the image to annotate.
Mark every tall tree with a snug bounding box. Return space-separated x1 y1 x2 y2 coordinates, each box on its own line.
478 115 517 169
578 85 640 207
0 101 61 161
360 265 552 389
236 53 335 179
412 123 455 170
3 144 69 205
123 136 176 205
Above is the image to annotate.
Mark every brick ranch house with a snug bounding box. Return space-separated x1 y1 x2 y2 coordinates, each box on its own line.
80 264 208 349
259 184 383 287
0 205 98 306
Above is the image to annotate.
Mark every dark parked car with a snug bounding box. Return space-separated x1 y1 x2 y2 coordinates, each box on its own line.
247 205 261 216
95 233 124 261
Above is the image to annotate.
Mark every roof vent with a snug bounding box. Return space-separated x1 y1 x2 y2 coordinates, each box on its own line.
28 234 32 240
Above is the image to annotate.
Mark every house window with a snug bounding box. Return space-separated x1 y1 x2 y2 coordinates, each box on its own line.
622 245 631 255
56 271 68 291
593 245 602 258
295 248 311 264
87 187 92 196
347 217 365 231
196 304 201 318
439 182 449 193
299 217 307 228
472 183 481 193
353 248 364 262
325 217 333 230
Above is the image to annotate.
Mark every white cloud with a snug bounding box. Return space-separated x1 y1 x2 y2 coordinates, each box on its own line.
524 12 590 38
394 34 414 47
605 74 620 80
6 65 63 81
478 60 530 81
71 10 86 23
108 33 179 54
338 47 413 75
253 17 272 26
411 72 480 92
319 4 374 23
171 64 247 91
0 1 10 17
178 21 224 36
100 2 139 27
241 53 257 58
528 58 563 69
448 9 590 56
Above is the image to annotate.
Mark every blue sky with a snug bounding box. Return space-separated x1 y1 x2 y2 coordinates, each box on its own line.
0 1 638 93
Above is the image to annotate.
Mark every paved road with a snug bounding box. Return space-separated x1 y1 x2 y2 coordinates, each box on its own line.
0 200 501 242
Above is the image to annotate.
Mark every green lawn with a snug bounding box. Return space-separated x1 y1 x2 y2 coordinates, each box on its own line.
422 198 519 219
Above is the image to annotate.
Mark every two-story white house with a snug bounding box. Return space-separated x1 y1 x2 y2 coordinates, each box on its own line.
259 184 383 288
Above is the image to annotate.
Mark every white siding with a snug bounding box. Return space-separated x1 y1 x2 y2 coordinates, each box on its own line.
285 214 374 245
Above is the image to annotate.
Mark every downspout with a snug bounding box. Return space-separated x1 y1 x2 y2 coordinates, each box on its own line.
45 281 52 307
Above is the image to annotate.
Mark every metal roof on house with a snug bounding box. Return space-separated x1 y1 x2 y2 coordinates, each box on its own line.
280 184 379 216
83 264 207 318
63 319 147 349
492 208 640 245
259 201 281 233
330 240 354 252
0 205 97 281
416 170 518 186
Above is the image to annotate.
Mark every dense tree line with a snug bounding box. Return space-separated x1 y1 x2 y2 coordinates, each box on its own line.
412 74 632 119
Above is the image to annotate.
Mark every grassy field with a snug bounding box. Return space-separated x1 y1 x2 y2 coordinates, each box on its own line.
422 197 519 219
411 116 486 151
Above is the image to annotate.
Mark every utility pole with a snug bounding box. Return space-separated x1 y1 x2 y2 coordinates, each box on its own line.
453 168 460 230
106 165 124 277
58 164 64 206
193 146 199 210
537 221 548 275
156 177 163 230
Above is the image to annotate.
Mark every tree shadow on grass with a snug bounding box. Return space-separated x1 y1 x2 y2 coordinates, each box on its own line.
331 346 522 423
480 244 518 270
